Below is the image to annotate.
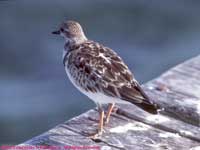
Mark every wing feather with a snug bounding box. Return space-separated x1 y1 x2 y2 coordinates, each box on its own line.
67 41 158 113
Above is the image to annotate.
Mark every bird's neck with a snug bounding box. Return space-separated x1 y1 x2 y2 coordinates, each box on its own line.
63 37 87 54
65 34 88 46
72 35 87 45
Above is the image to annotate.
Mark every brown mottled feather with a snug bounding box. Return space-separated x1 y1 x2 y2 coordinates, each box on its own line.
65 41 158 114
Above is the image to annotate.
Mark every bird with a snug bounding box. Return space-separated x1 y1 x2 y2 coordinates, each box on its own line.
52 20 158 137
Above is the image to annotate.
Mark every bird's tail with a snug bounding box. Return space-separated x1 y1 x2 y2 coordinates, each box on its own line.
118 82 159 114
133 101 158 114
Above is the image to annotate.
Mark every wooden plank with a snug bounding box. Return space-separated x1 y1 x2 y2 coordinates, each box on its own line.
116 104 200 142
145 56 200 126
22 109 200 150
21 55 200 150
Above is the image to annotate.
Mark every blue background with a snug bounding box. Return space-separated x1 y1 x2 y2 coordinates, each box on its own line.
0 0 199 144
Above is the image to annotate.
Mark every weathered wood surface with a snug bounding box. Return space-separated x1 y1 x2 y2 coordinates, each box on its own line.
21 55 200 150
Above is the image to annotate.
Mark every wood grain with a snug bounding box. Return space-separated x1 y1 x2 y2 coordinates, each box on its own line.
21 55 200 150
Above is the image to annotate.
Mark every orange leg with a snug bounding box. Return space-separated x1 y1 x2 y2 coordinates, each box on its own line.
98 109 104 135
105 103 115 124
89 107 104 139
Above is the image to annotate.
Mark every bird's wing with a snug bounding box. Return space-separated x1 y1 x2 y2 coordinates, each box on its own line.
67 41 157 113
94 46 148 103
72 42 148 102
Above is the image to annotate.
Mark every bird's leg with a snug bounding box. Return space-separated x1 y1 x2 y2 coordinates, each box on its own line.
105 103 115 124
97 109 104 135
88 104 104 139
87 104 104 123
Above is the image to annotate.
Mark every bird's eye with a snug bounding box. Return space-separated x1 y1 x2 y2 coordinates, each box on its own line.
60 28 64 32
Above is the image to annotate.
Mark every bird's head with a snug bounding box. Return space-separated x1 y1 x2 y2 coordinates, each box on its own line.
52 20 87 44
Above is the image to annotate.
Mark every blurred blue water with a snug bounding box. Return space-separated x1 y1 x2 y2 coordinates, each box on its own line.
0 0 200 144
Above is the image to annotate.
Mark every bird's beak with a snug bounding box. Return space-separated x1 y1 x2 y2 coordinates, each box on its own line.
52 30 60 35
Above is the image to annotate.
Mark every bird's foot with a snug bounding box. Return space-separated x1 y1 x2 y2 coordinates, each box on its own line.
88 129 105 139
82 128 105 139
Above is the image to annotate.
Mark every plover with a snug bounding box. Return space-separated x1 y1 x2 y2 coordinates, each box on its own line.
52 20 158 137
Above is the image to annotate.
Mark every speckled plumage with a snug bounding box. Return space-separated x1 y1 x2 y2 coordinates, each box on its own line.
53 20 158 115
